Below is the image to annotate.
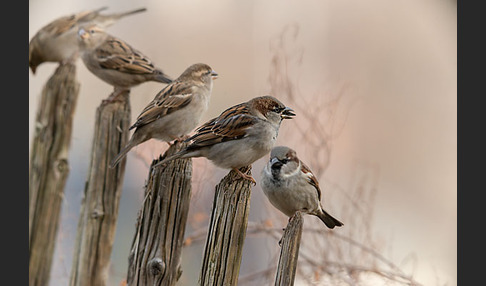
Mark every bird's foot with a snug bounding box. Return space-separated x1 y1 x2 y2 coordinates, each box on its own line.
167 135 191 146
232 167 256 185
176 134 191 142
60 53 78 66
102 88 129 105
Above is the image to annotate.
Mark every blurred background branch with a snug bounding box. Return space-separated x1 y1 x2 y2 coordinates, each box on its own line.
29 1 456 285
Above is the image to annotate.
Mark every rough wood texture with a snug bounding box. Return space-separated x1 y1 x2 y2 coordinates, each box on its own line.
69 92 131 286
199 167 253 286
29 63 80 286
126 141 193 286
274 211 304 286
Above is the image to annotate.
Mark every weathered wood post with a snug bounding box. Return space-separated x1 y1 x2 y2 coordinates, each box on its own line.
199 166 253 286
29 63 80 286
274 211 304 286
69 91 131 286
126 141 193 286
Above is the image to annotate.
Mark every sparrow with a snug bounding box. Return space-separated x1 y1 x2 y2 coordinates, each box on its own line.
29 6 147 74
110 63 218 168
77 24 173 102
153 95 296 183
260 146 343 229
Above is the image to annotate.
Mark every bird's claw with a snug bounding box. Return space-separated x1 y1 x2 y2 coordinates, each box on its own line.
233 168 256 185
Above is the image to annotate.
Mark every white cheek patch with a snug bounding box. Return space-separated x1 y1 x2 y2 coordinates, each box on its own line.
280 161 301 179
263 164 273 177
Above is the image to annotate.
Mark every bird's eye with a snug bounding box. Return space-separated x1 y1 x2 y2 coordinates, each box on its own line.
273 106 283 113
89 29 95 34
281 158 289 164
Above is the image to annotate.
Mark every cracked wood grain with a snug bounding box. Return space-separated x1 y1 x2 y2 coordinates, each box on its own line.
69 91 131 286
126 141 192 286
29 63 80 286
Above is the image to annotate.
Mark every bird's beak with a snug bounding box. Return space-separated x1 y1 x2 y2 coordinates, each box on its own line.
270 157 283 169
78 28 89 40
211 70 219 79
281 107 296 119
270 157 280 165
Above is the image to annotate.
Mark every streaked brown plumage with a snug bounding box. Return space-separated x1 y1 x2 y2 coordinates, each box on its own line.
109 63 218 168
153 95 296 183
261 146 343 229
77 24 173 102
29 6 147 74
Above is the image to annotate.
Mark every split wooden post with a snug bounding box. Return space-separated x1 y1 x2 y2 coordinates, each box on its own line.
126 141 193 286
199 166 253 286
29 63 80 286
274 211 304 286
69 91 131 286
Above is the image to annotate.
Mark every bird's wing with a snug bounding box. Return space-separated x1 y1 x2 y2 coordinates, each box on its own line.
185 105 257 150
301 162 322 201
44 8 107 36
94 37 157 74
129 86 194 130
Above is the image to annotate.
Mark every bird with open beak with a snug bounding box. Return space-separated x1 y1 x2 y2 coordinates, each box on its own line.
154 95 296 184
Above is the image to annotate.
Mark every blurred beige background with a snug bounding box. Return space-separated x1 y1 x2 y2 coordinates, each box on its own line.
29 0 456 285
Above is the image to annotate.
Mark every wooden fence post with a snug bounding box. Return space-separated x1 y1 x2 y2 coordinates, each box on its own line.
69 91 131 286
29 63 80 286
199 167 253 286
126 141 193 286
274 211 304 286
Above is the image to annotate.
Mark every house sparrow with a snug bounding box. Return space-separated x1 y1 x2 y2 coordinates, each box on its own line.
109 63 218 168
153 95 296 183
29 6 147 74
260 146 343 229
77 24 173 103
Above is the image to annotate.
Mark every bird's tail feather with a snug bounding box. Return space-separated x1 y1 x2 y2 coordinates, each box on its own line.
78 7 108 22
95 8 147 28
154 70 173 84
153 149 196 168
110 142 135 168
94 7 109 13
153 153 181 168
316 209 343 229
116 7 147 18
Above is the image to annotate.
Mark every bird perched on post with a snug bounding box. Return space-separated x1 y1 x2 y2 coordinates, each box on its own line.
153 95 296 184
260 146 343 229
77 24 173 103
29 6 147 74
110 63 218 168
